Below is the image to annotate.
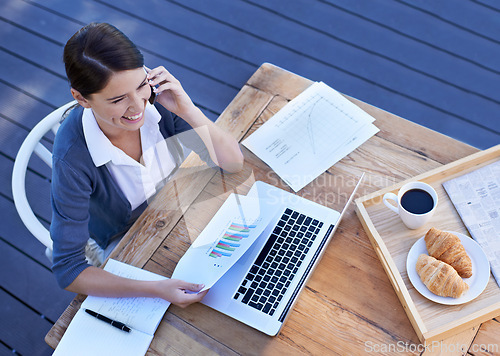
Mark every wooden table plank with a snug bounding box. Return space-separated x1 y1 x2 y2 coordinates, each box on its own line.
330 0 500 78
1 0 239 117
148 309 238 356
0 239 74 322
0 197 51 268
0 289 55 356
249 0 499 102
398 0 500 44
180 0 500 149
28 0 253 89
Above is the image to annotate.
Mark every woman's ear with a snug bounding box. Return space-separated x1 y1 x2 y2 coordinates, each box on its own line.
71 88 92 108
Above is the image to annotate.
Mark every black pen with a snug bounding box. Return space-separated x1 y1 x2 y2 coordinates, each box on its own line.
84 308 131 333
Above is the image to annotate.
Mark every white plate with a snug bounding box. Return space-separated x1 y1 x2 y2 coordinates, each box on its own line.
406 231 490 305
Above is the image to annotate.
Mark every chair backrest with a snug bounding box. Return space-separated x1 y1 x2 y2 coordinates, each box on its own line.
12 101 77 251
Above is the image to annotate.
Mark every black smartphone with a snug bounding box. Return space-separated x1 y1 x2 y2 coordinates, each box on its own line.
148 85 156 104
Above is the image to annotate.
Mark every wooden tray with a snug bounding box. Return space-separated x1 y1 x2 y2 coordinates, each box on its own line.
355 144 500 343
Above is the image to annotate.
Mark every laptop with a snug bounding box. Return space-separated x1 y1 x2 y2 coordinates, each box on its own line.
200 173 364 336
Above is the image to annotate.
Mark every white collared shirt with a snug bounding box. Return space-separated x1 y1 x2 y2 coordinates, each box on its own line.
82 103 177 210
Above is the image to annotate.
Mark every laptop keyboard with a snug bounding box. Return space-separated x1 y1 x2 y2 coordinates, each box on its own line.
233 208 323 316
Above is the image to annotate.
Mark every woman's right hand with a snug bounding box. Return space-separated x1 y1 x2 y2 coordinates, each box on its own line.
146 66 196 118
155 279 208 308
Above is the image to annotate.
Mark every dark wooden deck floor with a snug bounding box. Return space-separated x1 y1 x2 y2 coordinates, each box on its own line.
1 0 499 354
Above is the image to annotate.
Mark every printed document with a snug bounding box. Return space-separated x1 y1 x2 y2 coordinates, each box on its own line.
242 81 378 191
172 193 278 290
443 160 500 286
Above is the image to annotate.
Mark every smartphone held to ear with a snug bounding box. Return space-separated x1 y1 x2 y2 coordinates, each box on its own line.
144 65 157 105
149 86 156 104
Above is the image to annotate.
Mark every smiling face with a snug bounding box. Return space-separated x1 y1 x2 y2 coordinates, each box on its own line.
72 67 151 139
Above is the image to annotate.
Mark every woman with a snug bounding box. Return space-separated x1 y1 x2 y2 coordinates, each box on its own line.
51 23 244 307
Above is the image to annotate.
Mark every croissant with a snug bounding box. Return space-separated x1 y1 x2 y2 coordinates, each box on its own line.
424 227 473 278
416 254 469 298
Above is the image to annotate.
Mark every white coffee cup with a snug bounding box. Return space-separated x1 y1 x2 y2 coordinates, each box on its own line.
383 181 438 229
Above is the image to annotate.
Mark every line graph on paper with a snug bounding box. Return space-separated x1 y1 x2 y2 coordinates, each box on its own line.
275 92 364 159
242 81 378 191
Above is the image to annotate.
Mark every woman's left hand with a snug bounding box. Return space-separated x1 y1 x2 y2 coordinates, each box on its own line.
146 66 195 117
154 279 209 308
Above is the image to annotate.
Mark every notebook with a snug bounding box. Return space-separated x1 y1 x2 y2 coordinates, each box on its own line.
53 259 170 356
173 174 364 335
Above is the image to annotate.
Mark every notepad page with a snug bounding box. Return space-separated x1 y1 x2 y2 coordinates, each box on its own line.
52 309 153 356
242 81 378 191
81 259 171 335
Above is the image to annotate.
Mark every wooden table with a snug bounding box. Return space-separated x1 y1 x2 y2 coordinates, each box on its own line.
46 63 500 355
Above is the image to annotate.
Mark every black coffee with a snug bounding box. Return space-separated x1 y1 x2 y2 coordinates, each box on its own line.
401 189 434 214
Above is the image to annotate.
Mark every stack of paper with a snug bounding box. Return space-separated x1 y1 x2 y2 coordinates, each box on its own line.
243 82 378 191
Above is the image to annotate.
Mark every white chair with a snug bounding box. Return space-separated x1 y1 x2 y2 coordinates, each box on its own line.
12 101 103 266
